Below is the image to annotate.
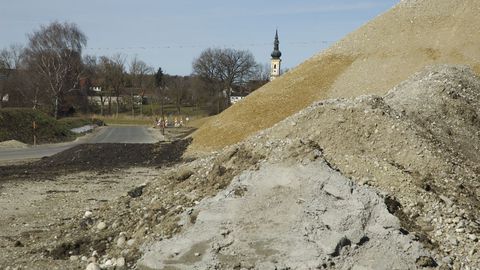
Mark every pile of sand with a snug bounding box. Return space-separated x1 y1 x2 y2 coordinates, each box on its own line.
189 0 480 152
0 140 28 149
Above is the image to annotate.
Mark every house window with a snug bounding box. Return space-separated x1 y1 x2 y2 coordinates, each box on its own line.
274 64 277 69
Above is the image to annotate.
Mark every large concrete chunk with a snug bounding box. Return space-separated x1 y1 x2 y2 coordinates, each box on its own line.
138 160 429 269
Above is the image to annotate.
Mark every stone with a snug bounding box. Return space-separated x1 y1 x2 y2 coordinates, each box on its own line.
116 257 126 268
441 256 452 265
117 236 126 247
126 239 136 246
96 222 107 230
13 240 23 247
176 170 194 182
86 263 101 270
449 238 458 246
467 234 477 241
69 255 79 261
416 256 437 267
84 211 93 218
128 185 146 198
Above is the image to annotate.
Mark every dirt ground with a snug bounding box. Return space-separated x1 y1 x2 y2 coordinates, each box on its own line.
0 128 195 269
0 167 156 269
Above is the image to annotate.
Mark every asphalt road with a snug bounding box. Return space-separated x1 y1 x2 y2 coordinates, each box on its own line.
0 126 162 163
89 126 160 144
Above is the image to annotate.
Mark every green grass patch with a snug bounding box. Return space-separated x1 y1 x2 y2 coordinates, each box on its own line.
96 115 154 126
58 117 104 129
0 109 103 144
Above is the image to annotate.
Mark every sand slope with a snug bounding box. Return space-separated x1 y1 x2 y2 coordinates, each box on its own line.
189 0 480 152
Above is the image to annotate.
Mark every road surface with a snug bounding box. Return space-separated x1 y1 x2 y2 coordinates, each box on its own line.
88 126 160 144
0 126 162 163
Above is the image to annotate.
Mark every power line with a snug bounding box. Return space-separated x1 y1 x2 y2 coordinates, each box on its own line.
84 40 334 51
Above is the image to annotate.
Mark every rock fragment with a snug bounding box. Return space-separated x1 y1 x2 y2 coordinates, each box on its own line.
86 262 101 270
96 221 107 230
416 256 437 267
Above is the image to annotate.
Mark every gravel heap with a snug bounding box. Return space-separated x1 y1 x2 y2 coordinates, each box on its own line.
236 65 479 269
135 65 478 270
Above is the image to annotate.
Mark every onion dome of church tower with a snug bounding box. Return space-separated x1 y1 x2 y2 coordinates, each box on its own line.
271 30 282 59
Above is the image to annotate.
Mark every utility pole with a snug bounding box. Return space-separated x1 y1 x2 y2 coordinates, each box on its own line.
32 121 37 146
155 67 165 136
161 87 165 136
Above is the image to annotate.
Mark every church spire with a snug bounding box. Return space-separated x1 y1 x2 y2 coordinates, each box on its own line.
271 29 282 59
270 29 282 81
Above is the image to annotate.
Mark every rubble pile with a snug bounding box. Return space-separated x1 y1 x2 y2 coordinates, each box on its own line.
139 65 479 269
47 65 479 269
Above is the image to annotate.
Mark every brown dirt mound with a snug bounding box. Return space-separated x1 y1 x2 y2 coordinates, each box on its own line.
189 0 480 153
0 140 191 180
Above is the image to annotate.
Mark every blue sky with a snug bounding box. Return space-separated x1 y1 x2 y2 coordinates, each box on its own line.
0 0 398 75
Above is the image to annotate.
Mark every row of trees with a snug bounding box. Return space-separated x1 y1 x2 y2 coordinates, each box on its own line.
0 21 269 118
0 22 87 118
192 48 269 113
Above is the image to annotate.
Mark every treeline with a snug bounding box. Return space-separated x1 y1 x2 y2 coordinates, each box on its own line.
0 21 269 118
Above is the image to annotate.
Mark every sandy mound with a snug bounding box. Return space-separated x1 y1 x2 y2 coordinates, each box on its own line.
189 0 480 152
0 140 28 149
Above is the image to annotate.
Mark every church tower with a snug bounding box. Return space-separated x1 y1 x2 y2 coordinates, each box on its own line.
270 30 282 81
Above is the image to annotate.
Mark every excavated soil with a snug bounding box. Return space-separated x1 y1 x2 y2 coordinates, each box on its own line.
0 140 190 181
141 65 479 270
0 139 264 269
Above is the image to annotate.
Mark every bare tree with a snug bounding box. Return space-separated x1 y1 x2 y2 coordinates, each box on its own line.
0 44 23 70
192 48 257 113
0 44 24 108
253 62 271 82
166 75 189 114
81 55 101 114
24 21 87 118
98 54 125 116
129 56 153 116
